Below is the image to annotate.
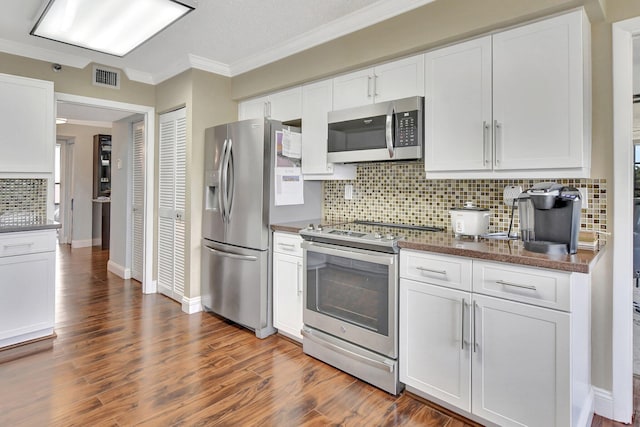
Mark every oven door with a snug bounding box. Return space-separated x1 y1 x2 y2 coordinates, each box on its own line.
301 240 398 358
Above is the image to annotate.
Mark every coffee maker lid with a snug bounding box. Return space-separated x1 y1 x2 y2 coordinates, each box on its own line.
527 181 564 195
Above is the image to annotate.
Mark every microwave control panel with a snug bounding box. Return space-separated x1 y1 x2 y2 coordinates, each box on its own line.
395 110 419 147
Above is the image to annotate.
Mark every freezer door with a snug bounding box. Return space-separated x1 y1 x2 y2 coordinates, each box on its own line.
201 239 272 336
225 119 269 250
202 124 228 242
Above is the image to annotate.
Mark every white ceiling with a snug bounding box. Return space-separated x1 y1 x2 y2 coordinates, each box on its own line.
1 0 434 85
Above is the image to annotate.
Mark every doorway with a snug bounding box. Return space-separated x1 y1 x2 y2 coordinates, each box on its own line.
55 136 74 245
55 93 156 294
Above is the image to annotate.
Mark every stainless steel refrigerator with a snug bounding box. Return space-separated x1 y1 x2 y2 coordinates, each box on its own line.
201 118 321 338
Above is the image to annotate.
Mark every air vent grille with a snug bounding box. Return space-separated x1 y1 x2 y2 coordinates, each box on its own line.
92 65 120 89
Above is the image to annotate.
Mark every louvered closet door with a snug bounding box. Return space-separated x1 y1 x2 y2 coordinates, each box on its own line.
158 108 186 301
131 121 145 282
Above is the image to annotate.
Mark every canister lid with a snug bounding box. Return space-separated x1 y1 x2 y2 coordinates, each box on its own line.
450 201 489 212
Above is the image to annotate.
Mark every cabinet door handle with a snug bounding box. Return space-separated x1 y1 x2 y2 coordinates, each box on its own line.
374 74 379 97
297 262 303 295
493 120 501 166
482 121 490 165
461 298 466 350
473 300 479 353
367 76 373 98
416 266 446 276
496 279 537 291
4 242 34 248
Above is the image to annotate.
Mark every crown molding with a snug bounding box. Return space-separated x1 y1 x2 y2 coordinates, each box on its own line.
229 0 435 75
123 68 155 85
0 37 90 69
188 54 232 77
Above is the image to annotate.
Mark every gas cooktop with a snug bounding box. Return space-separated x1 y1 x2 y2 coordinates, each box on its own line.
299 220 443 253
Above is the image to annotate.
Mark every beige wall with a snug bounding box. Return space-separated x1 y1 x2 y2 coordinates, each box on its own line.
0 52 155 106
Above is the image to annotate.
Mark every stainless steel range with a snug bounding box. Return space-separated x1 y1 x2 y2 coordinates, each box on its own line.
299 221 442 395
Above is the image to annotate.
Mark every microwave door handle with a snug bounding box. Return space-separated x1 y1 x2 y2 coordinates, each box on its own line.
385 102 395 158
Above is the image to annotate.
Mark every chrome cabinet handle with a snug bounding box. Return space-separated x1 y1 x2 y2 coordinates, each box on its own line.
483 121 490 165
297 261 302 295
416 266 446 275
3 242 34 248
278 243 296 250
461 298 466 350
473 300 479 353
367 76 372 98
496 279 537 291
374 74 379 97
493 120 501 166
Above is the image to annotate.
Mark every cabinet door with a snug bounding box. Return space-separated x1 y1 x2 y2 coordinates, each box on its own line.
269 87 302 122
0 251 55 347
273 252 303 340
492 11 585 170
301 80 335 175
399 278 471 411
471 294 570 427
424 37 492 172
332 68 374 110
0 73 54 173
373 54 425 103
238 96 267 120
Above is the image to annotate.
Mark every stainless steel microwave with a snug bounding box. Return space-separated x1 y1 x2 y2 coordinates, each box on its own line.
327 96 423 163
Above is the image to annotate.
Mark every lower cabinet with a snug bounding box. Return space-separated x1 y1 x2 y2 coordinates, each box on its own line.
0 230 56 348
272 232 303 341
399 250 591 427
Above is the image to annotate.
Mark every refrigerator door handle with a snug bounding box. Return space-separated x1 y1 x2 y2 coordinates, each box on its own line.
221 138 232 223
219 139 229 223
205 246 258 262
226 139 235 221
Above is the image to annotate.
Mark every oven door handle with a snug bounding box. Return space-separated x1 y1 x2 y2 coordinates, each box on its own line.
301 329 394 373
300 241 395 265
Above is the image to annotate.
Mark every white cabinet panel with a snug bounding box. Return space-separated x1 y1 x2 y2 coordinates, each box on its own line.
400 250 472 291
424 37 492 172
238 96 268 120
400 278 471 411
0 73 54 174
273 232 303 340
332 68 373 110
471 293 570 427
238 87 302 122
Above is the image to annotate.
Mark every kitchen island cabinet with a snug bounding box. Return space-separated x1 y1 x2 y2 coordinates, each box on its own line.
0 228 57 349
400 249 592 427
272 231 304 341
424 9 590 179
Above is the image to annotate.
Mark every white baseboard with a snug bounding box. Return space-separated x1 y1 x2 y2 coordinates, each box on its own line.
107 260 131 279
577 387 595 427
71 238 93 248
593 386 614 420
92 237 102 246
182 296 202 314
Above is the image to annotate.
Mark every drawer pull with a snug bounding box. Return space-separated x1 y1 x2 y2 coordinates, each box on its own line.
4 242 34 248
277 243 296 250
496 280 537 291
416 266 447 275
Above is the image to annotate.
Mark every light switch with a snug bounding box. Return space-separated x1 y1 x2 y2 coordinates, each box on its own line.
117 159 122 169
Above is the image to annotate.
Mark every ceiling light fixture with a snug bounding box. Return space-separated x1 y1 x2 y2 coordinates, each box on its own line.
31 0 195 57
56 117 68 124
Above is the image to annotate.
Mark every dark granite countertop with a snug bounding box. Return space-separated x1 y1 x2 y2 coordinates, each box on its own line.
270 220 603 274
0 218 61 233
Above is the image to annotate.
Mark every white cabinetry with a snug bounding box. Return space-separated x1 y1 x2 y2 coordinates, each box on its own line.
0 73 54 174
0 230 56 348
332 55 425 110
399 250 591 427
301 80 356 180
238 86 302 122
424 10 590 178
272 232 304 341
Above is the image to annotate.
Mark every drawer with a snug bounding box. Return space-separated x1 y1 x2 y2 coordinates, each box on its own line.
273 232 303 256
400 250 472 292
0 230 56 257
472 261 571 311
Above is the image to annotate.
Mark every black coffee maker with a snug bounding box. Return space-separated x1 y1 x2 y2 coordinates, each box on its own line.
518 182 582 255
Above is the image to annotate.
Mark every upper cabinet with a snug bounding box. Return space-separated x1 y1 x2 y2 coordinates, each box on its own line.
424 10 591 179
238 86 302 122
301 80 356 180
0 73 54 174
332 54 425 110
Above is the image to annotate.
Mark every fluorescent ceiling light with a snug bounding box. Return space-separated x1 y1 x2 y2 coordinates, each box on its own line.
31 0 195 57
56 117 67 124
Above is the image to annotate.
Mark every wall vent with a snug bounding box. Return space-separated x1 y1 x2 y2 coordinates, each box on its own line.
92 65 120 89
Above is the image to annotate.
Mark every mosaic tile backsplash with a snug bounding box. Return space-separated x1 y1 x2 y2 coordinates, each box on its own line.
0 179 48 219
323 161 607 238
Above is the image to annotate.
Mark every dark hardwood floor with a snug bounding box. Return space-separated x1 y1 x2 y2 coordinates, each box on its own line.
0 245 479 426
0 245 632 426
